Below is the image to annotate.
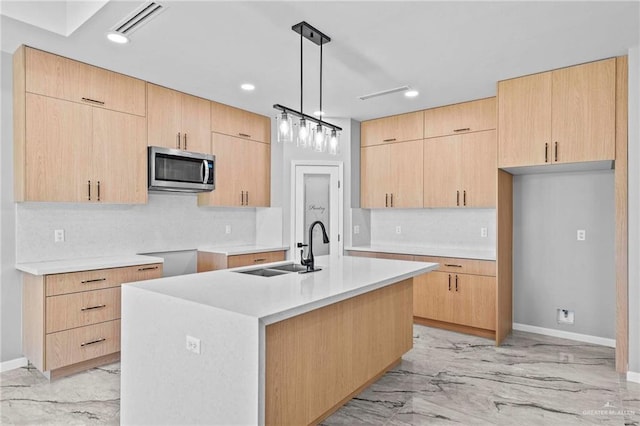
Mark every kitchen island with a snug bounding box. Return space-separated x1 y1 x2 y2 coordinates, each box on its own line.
120 255 438 425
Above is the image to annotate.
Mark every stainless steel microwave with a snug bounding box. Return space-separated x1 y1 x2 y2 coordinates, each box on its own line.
148 146 215 193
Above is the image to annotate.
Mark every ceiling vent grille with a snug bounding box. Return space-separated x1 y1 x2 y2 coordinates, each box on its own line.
111 1 165 36
358 86 410 101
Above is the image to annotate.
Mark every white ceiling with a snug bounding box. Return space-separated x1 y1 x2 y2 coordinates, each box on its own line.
1 1 639 122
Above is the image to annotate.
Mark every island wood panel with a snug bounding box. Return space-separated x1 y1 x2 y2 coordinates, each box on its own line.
22 274 45 372
361 110 423 147
496 170 513 345
497 71 552 167
551 58 616 164
423 97 496 139
45 287 121 334
265 279 413 426
615 55 628 373
13 46 26 201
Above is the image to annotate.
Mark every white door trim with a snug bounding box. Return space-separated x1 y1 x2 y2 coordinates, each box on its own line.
290 160 344 261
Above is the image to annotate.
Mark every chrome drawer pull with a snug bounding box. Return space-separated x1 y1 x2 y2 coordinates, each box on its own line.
444 264 462 268
137 266 159 271
81 304 106 311
81 97 105 105
253 258 266 262
81 278 107 284
80 338 106 347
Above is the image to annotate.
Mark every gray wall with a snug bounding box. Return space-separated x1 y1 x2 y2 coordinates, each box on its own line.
628 46 639 374
513 170 615 339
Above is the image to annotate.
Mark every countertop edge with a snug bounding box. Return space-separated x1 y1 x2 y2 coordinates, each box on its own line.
197 246 289 255
344 245 496 261
15 255 165 276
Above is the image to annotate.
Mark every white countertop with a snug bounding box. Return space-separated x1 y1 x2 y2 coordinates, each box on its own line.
197 244 289 255
126 255 438 324
344 244 496 261
15 255 164 276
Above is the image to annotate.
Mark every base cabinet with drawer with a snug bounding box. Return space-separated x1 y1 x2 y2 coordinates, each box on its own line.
197 250 286 272
22 263 162 379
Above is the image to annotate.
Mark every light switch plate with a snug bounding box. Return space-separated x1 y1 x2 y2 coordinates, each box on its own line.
54 229 65 243
577 229 586 241
186 335 201 354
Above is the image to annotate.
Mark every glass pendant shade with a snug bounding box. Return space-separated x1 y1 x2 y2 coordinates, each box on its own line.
314 124 326 152
297 118 310 147
277 112 293 143
328 129 339 156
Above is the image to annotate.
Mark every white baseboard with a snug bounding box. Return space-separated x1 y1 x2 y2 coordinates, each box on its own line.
512 323 616 348
628 371 640 384
0 357 28 373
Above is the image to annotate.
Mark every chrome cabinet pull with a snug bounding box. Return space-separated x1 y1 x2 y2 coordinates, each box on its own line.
238 133 251 138
545 143 548 163
81 304 106 312
463 190 466 206
383 138 396 142
453 127 470 133
97 181 100 201
80 338 106 347
81 97 105 105
455 275 459 291
444 263 463 268
448 274 451 291
81 278 106 284
554 141 558 162
184 133 187 150
88 180 91 201
176 132 181 149
456 190 460 206
385 193 389 207
137 266 159 271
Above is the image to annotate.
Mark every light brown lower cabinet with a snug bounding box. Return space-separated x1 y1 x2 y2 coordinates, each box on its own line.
197 250 286 272
22 263 162 379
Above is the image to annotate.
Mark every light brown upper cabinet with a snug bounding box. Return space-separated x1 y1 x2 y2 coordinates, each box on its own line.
423 97 496 139
24 47 145 116
361 111 423 147
498 58 615 168
423 130 496 208
361 140 423 208
14 45 147 203
211 101 270 144
147 83 211 153
198 133 270 207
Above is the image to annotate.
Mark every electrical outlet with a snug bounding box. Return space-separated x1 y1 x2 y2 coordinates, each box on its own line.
395 226 402 234
54 229 65 243
186 335 201 354
225 225 232 234
557 308 575 325
577 229 586 241
480 227 488 238
353 225 360 235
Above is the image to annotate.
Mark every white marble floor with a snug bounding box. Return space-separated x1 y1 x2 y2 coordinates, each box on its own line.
1 325 639 425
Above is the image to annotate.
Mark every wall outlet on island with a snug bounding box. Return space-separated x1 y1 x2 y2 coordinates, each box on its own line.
225 225 232 234
186 335 201 354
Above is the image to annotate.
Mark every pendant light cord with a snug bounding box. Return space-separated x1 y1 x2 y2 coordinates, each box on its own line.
300 30 303 115
319 41 323 118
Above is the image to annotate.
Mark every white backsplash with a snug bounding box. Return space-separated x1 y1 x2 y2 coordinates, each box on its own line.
16 193 263 263
369 208 496 249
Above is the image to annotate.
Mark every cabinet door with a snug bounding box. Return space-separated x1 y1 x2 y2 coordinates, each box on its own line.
423 136 461 207
361 111 423 147
181 93 211 153
360 145 391 208
198 133 244 206
25 48 87 104
497 72 552 167
461 130 496 208
91 67 146 116
245 141 271 207
211 101 270 143
413 272 453 323
551 59 615 163
92 108 147 204
390 140 423 208
25 94 92 202
424 97 496 139
147 83 181 149
453 274 496 331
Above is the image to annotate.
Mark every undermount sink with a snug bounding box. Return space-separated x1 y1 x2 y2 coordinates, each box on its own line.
235 263 308 277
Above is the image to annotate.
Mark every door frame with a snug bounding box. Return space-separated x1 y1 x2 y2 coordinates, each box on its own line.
290 160 344 260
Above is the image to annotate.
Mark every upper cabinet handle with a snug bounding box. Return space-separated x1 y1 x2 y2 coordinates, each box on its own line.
81 97 105 105
88 180 91 201
554 141 558 162
385 193 389 207
184 133 188 151
383 138 396 142
463 190 466 206
456 190 460 206
545 143 549 163
97 181 100 202
453 128 470 133
176 132 181 149
238 133 251 138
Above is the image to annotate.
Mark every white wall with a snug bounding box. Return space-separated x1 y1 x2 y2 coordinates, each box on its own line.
513 170 615 339
628 46 639 376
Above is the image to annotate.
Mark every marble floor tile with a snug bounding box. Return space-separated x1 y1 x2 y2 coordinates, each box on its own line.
1 325 635 426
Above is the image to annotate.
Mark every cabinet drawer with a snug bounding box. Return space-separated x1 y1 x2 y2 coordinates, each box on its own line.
45 320 120 371
346 251 414 261
46 287 120 334
25 47 145 116
211 101 270 143
227 251 286 268
414 256 496 276
423 97 496 139
361 111 423 147
46 264 162 296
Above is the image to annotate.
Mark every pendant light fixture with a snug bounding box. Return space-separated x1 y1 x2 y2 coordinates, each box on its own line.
274 21 341 154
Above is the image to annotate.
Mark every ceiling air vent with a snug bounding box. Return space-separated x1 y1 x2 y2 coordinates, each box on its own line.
110 1 165 37
358 86 410 101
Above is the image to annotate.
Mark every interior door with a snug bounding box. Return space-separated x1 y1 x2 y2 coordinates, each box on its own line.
293 164 343 263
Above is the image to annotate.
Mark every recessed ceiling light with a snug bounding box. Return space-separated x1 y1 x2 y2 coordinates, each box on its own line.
241 83 255 91
405 90 419 98
106 31 129 44
313 111 324 117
